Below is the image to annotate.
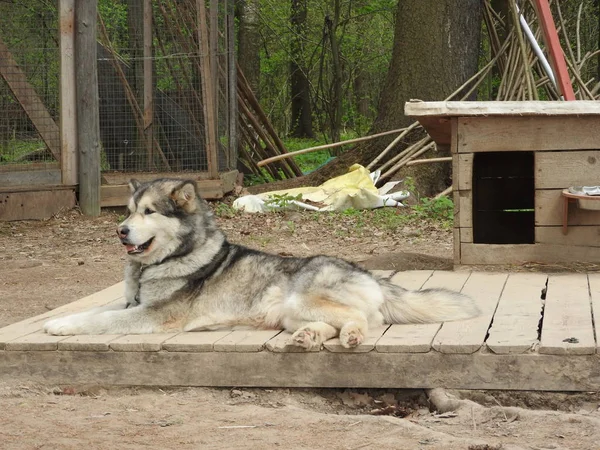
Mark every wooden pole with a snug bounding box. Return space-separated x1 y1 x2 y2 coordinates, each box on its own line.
531 0 576 100
143 0 154 169
405 157 452 167
227 1 237 169
75 0 101 216
59 0 77 186
196 0 219 178
256 127 408 167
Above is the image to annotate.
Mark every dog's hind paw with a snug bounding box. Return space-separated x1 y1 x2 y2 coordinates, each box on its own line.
339 324 364 348
291 327 320 350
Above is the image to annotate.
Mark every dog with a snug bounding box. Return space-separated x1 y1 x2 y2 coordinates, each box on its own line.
44 178 480 349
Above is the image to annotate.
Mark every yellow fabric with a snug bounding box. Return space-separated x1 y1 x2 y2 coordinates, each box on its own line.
257 164 381 211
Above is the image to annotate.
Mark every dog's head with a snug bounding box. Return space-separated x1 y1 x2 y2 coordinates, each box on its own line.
117 178 214 264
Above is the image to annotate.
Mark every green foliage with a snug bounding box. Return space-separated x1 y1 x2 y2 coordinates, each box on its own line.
412 196 454 229
256 0 396 138
213 202 239 218
264 193 303 209
0 139 47 163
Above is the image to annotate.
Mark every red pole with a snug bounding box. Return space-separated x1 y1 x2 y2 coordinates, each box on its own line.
531 0 576 100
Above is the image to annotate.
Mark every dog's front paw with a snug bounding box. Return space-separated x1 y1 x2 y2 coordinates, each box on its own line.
43 316 85 336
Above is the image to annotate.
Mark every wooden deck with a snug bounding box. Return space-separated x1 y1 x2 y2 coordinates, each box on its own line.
1 270 599 391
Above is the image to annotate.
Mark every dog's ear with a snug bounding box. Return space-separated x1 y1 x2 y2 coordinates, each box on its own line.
171 180 198 212
129 179 141 193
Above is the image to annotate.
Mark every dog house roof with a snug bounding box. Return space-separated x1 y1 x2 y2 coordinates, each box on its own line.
404 100 600 146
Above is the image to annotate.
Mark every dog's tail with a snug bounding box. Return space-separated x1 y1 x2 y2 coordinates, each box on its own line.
378 279 480 324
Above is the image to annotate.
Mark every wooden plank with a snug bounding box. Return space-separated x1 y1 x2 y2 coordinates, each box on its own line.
389 270 433 290
453 190 460 228
0 189 76 221
405 100 600 118
59 0 78 186
589 274 600 351
162 331 233 352
0 162 59 173
420 270 471 292
458 190 472 228
0 282 124 349
486 273 547 354
539 274 595 355
453 228 460 263
450 118 458 154
213 330 282 352
460 243 600 265
100 180 225 207
371 270 394 279
536 226 600 247
323 325 389 353
0 39 60 160
452 154 459 190
536 151 600 189
376 323 442 353
265 331 320 353
101 170 238 186
4 332 68 351
110 333 179 352
377 271 467 353
460 228 473 243
4 349 600 391
433 272 507 354
76 0 101 215
220 170 239 194
0 169 61 187
457 153 473 190
415 117 451 146
536 189 600 226
58 334 121 351
458 116 600 153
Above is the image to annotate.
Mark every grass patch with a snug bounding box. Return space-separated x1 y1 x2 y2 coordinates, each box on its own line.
0 138 48 163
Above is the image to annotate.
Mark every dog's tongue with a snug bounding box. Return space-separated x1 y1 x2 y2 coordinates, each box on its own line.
125 244 136 253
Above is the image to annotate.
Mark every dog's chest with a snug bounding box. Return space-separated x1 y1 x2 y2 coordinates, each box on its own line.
137 278 187 306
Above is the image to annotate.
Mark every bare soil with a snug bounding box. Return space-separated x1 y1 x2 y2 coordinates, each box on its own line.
1 202 599 450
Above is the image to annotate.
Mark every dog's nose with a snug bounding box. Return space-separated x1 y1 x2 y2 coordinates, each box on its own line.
117 226 130 238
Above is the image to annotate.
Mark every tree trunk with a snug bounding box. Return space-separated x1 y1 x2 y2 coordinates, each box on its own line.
289 0 482 195
237 0 261 98
290 0 314 138
327 0 343 144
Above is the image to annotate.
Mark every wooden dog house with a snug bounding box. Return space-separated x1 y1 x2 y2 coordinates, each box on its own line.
405 101 600 266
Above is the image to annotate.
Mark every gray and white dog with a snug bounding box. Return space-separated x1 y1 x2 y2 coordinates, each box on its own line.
44 178 479 349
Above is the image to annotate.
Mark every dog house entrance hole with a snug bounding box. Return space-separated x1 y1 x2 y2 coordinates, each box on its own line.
472 151 534 244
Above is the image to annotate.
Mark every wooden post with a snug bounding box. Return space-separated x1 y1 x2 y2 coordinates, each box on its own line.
226 0 237 168
196 0 219 178
210 0 218 136
75 0 101 216
59 0 77 186
143 0 154 169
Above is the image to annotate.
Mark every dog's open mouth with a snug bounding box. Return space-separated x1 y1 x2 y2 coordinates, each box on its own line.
124 237 154 255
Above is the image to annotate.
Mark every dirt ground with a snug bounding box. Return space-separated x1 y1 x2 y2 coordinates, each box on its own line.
1 202 599 450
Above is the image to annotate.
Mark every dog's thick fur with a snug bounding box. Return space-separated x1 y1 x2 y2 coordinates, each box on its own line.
44 178 480 349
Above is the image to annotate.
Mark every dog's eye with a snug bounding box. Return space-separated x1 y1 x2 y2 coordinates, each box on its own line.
144 208 155 215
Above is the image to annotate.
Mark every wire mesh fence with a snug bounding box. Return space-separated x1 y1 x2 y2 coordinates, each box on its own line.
0 1 59 170
0 0 236 181
98 0 234 174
